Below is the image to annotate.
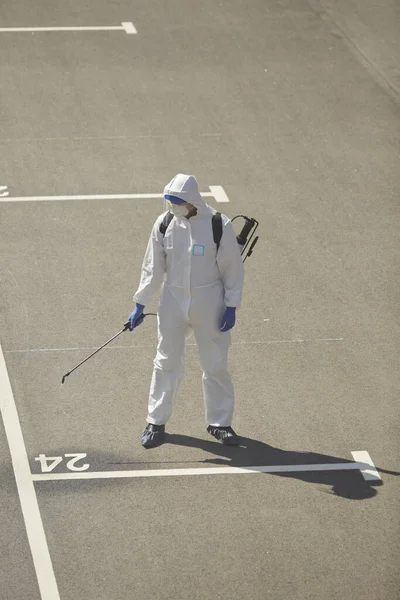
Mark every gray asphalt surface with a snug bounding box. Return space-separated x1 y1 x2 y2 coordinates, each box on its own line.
1 1 399 599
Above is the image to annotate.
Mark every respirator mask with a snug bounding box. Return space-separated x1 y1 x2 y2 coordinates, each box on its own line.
168 202 189 218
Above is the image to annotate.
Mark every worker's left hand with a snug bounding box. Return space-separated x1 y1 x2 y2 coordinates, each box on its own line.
220 307 236 332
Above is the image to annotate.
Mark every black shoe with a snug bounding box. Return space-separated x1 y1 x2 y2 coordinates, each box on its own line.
141 423 166 448
207 425 240 445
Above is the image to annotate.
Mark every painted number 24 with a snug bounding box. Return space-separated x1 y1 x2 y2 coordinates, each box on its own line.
34 453 89 473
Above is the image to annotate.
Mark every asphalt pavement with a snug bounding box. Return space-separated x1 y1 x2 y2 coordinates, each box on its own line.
0 1 399 599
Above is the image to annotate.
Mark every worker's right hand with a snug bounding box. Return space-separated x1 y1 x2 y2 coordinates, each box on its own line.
128 303 145 330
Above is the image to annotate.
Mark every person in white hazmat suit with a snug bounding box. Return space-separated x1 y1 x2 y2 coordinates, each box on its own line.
128 174 245 448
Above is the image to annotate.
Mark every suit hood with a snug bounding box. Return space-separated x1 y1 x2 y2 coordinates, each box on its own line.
163 174 207 212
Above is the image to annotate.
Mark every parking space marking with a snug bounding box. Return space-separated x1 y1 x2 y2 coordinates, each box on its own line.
351 451 381 481
0 344 60 600
32 455 376 481
0 333 380 600
5 337 345 354
0 21 137 34
0 186 230 203
2 133 222 142
208 186 230 203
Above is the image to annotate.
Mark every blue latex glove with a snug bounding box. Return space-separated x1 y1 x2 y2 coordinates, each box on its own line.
220 307 236 332
128 303 145 330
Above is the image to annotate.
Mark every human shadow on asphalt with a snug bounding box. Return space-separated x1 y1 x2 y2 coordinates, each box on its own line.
165 433 399 500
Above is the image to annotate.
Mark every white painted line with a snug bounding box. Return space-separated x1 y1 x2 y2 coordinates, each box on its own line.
0 188 230 203
0 22 137 34
233 338 345 345
32 460 370 481
351 451 382 481
2 193 165 202
0 344 60 600
121 21 137 34
0 186 9 197
209 185 230 203
2 133 222 142
4 337 345 354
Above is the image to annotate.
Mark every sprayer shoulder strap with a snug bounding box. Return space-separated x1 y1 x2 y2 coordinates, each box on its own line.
159 211 223 250
159 211 174 236
212 212 223 250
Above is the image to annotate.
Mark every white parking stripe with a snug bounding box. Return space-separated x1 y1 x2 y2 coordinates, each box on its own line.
209 185 230 203
351 451 381 481
0 345 60 600
4 337 345 354
0 187 230 203
121 22 137 34
0 22 137 34
2 133 222 142
32 457 375 481
2 193 170 202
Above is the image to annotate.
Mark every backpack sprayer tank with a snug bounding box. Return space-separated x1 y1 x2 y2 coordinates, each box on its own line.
233 215 259 262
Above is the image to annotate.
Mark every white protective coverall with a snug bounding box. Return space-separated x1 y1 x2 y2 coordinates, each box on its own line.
133 174 245 427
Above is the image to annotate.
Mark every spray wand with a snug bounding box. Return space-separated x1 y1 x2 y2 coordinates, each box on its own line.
61 313 157 384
